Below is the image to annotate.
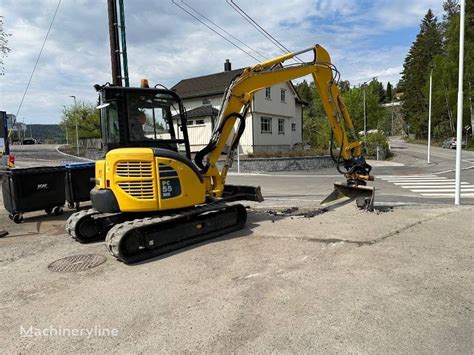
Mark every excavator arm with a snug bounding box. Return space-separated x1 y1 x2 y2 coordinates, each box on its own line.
195 44 374 208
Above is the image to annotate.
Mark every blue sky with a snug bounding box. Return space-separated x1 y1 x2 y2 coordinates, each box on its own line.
1 0 444 124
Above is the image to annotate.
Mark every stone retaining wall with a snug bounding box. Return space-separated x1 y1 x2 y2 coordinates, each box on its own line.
78 148 335 173
218 155 335 173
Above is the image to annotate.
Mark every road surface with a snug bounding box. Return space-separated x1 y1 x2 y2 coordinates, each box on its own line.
8 144 89 167
7 139 474 205
1 139 472 353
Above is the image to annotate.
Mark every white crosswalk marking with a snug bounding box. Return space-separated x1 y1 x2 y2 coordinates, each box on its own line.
378 174 474 198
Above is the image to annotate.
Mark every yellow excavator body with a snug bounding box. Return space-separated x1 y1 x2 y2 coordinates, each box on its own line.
95 148 206 213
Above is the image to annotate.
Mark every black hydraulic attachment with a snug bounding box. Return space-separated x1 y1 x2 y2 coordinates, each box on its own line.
321 182 375 211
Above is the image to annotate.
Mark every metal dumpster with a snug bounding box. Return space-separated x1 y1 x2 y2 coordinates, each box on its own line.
2 166 66 223
65 162 95 209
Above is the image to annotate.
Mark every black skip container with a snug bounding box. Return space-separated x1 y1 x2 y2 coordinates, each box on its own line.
65 162 95 209
2 166 66 223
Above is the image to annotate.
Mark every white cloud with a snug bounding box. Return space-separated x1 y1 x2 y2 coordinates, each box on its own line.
0 0 446 123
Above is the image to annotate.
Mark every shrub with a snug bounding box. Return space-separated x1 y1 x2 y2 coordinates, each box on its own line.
246 148 328 158
364 131 391 158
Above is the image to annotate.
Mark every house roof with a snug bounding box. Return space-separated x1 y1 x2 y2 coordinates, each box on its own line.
171 66 305 104
172 105 219 120
186 105 219 119
171 68 244 99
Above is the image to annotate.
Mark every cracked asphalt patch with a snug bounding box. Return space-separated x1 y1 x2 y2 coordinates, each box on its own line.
0 203 473 353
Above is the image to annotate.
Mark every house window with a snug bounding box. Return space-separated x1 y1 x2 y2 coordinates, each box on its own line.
265 87 271 99
202 98 211 105
187 120 194 126
278 119 285 134
291 123 296 132
195 119 205 125
261 117 272 133
280 89 286 102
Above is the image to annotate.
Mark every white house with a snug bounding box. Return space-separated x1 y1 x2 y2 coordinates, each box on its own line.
171 60 305 154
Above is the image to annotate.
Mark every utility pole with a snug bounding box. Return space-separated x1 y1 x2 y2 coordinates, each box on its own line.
107 0 122 86
363 85 367 137
69 95 80 156
117 0 129 87
427 67 433 164
62 105 69 145
454 0 465 205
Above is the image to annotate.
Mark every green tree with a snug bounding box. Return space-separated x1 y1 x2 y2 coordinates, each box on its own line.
296 77 389 149
386 82 393 102
425 0 473 140
339 80 351 94
61 102 100 144
400 9 443 137
377 82 386 103
341 80 388 133
295 80 312 103
296 80 331 148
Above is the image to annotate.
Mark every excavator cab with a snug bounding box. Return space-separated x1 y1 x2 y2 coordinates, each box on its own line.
91 84 207 215
97 85 191 155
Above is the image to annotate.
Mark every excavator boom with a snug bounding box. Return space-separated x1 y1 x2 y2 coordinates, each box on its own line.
195 44 374 208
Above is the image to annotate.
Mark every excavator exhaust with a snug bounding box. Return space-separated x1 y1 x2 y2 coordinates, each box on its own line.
321 182 375 211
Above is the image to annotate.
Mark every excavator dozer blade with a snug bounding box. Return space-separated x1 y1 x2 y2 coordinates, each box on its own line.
223 184 264 202
321 182 375 210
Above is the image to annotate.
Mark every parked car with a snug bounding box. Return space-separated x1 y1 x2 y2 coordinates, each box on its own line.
441 137 466 149
22 138 37 145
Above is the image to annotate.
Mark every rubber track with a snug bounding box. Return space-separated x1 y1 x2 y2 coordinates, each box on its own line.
105 202 246 264
66 208 101 242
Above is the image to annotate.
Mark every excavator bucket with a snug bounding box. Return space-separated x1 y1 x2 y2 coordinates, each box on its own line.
321 182 375 211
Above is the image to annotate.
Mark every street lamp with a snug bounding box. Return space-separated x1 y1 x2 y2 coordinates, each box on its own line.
69 95 79 156
62 105 69 145
454 0 465 205
427 67 433 164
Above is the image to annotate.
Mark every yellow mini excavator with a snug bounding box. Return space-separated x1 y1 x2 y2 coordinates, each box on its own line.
66 44 374 263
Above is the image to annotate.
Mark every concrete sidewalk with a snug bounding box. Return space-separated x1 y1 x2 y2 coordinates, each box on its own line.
0 200 472 353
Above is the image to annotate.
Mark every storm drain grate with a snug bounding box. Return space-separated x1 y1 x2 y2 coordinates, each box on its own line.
48 254 106 272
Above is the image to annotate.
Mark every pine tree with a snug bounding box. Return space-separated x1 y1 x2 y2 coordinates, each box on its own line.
378 82 386 103
428 0 473 139
338 80 350 94
400 9 443 137
386 82 393 102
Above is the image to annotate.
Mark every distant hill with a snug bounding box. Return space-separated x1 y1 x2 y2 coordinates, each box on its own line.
27 124 65 144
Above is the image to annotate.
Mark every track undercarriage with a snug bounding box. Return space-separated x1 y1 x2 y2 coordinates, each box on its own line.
66 185 262 264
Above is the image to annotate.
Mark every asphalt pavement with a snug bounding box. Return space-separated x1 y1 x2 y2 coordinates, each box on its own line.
0 139 473 353
8 144 90 167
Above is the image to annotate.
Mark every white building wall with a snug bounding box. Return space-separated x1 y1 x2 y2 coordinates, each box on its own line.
292 104 303 146
182 95 223 112
238 111 254 154
180 81 302 154
253 82 295 118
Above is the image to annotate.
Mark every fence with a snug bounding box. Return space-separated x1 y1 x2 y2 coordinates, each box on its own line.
79 139 102 150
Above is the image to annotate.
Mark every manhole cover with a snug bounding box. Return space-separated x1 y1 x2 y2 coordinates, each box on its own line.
48 254 106 272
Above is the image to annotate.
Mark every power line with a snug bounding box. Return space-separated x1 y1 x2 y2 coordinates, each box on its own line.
171 0 261 62
15 0 62 118
180 0 268 61
226 0 303 63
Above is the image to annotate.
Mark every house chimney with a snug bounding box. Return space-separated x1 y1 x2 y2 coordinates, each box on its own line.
224 59 231 72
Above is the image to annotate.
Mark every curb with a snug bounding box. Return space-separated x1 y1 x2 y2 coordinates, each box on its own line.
55 145 94 162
